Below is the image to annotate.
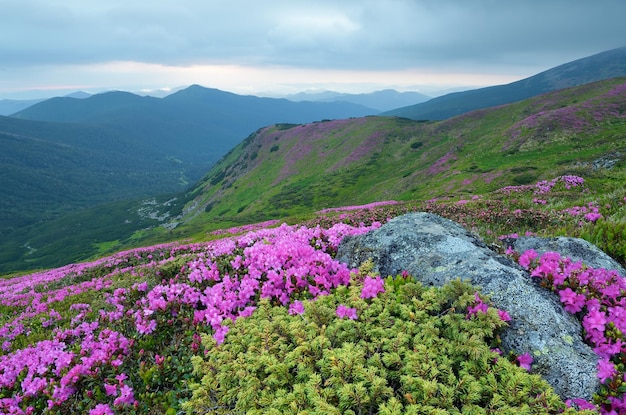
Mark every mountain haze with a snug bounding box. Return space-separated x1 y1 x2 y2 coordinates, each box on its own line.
11 85 377 182
385 46 626 120
0 91 91 116
1 86 377 271
286 89 431 112
0 98 46 116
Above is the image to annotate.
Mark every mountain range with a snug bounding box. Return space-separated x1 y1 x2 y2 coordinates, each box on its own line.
2 74 624 273
1 47 625 273
163 77 626 238
385 46 626 120
1 87 374 233
285 89 431 112
0 91 92 116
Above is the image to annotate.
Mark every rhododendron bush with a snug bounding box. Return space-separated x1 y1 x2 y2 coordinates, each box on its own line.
511 249 626 414
0 222 381 414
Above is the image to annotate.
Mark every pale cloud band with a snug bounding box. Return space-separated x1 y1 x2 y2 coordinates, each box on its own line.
1 0 624 98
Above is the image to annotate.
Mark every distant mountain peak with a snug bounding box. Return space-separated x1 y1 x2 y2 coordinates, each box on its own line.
64 91 92 99
285 89 431 112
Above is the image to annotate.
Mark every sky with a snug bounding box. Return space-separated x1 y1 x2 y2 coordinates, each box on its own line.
1 0 625 100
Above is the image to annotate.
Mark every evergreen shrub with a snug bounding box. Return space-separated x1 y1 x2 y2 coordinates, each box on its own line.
581 219 626 266
184 278 587 414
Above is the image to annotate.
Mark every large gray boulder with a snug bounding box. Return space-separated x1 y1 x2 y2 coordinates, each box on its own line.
336 212 600 401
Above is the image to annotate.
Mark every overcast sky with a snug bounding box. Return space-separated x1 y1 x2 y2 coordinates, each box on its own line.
1 0 625 99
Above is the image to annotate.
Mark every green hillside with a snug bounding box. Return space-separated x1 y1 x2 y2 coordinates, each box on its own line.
166 77 626 239
385 46 626 120
0 116 191 232
2 77 624 274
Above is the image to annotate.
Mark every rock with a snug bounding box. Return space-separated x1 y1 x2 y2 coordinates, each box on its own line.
336 212 599 401
510 236 626 276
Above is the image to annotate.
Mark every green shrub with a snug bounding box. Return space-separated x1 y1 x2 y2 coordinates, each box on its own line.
512 172 538 185
581 219 626 266
184 279 582 414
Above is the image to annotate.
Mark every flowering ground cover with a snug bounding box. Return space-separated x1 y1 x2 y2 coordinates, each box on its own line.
0 222 383 414
1 174 625 414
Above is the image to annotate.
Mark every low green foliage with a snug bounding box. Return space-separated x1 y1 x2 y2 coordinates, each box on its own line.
184 278 584 414
581 219 626 266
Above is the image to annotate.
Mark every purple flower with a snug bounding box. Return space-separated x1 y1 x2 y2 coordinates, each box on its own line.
497 310 511 322
584 309 607 333
516 353 533 371
90 404 115 415
559 288 586 313
360 276 385 299
113 384 135 406
115 373 128 384
584 212 602 222
104 383 117 396
288 301 305 315
467 292 488 318
336 305 357 320
565 398 597 411
518 250 537 269
597 357 617 383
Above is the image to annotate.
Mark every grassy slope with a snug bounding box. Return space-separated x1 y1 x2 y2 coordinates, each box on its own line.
159 77 626 242
3 78 624 273
384 46 626 120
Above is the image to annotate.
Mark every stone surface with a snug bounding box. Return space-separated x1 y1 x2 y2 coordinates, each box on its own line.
336 212 600 401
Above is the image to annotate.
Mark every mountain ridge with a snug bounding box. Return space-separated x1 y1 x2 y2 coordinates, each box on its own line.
285 89 431 112
155 77 626 241
1 86 377 271
2 49 626 273
385 46 626 120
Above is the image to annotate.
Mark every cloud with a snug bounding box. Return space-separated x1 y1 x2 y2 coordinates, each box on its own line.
1 0 625 97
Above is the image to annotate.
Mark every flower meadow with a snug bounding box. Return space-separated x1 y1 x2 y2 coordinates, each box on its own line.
1 221 392 414
0 174 625 414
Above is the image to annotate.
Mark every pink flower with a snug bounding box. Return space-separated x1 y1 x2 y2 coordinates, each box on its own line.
566 398 597 411
467 292 488 317
497 310 511 322
584 212 602 222
584 309 607 332
113 384 135 406
90 404 115 415
288 301 305 315
104 383 117 396
516 352 533 371
115 373 128 384
213 325 229 345
336 305 357 320
518 250 537 269
360 276 385 299
559 288 586 313
597 357 617 383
